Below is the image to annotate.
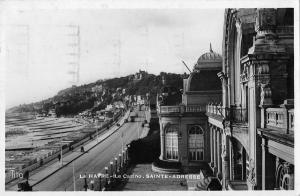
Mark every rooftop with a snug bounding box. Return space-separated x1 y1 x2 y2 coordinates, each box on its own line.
194 43 222 71
186 70 222 92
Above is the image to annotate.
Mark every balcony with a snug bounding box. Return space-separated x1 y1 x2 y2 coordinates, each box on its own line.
206 103 248 124
186 105 205 113
157 105 181 114
157 104 205 115
266 107 294 134
206 103 223 117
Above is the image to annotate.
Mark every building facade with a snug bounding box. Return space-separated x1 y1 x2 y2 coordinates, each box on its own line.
153 8 294 191
206 8 294 190
153 45 222 173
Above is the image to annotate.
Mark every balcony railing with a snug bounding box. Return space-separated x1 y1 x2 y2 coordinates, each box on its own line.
207 103 229 120
186 105 205 113
206 103 224 117
158 105 180 113
206 103 248 124
266 107 294 134
157 104 205 114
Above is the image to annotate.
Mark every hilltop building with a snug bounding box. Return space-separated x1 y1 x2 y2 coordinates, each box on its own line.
130 70 148 81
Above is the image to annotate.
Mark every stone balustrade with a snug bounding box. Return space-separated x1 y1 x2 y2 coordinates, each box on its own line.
158 105 181 113
207 103 248 124
266 107 294 134
186 105 205 113
157 104 205 114
206 103 224 117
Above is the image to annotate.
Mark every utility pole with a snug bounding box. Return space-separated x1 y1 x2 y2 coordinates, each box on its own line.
66 25 80 86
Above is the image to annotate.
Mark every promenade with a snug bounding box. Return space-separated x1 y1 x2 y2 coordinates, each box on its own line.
6 110 130 191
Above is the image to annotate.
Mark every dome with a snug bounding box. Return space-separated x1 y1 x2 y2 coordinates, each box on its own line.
194 43 222 70
197 51 222 62
186 70 222 92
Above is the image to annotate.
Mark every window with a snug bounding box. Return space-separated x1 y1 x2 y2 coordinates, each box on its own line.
277 163 294 190
165 125 179 160
188 125 204 161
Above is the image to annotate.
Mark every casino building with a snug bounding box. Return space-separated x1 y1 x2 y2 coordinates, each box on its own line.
153 8 294 191
206 8 294 190
153 44 222 173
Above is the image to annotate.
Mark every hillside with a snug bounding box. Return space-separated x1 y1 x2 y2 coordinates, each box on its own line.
7 71 186 116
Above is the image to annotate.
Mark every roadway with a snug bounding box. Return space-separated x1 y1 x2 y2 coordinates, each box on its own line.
33 108 145 191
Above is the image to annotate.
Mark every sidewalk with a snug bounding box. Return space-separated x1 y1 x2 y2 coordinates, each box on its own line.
6 110 131 191
139 110 150 138
117 164 187 191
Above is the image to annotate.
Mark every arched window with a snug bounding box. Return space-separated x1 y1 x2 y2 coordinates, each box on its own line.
277 163 294 190
165 125 179 160
188 125 204 161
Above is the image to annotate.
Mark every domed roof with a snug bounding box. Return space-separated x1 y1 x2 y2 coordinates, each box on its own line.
194 43 222 70
197 51 222 62
186 71 222 92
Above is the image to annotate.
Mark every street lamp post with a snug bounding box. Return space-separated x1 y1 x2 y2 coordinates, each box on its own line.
114 157 118 174
118 153 122 171
110 161 113 176
109 161 113 185
104 167 108 188
127 145 130 165
90 180 94 190
84 173 88 191
98 173 102 191
124 147 127 166
122 150 125 167
72 162 76 191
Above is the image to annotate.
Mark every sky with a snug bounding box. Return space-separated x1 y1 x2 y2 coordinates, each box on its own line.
3 8 224 108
